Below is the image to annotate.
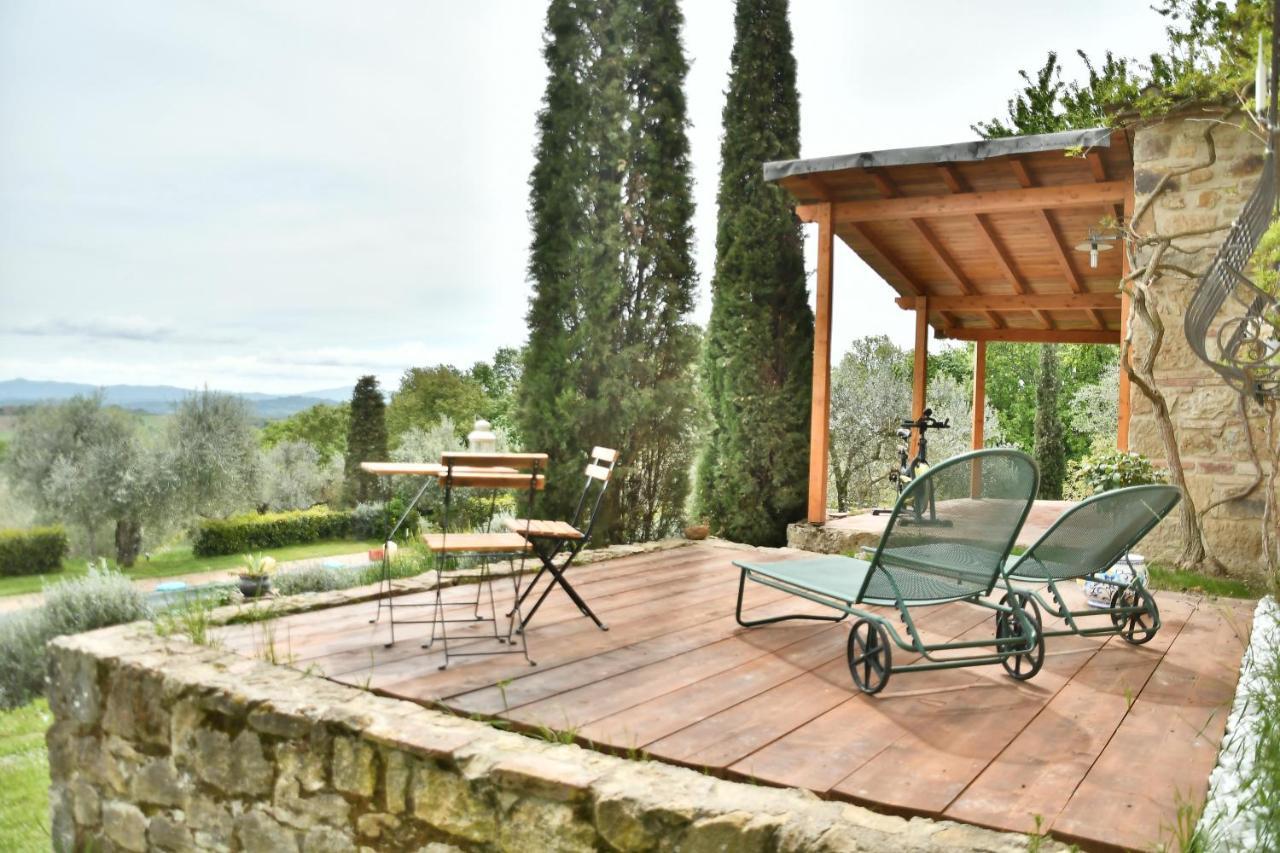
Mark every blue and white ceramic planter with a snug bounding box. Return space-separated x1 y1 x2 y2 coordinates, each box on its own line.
1083 553 1147 608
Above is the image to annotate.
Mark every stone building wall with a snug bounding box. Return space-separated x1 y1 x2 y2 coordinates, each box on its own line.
44 622 1062 853
1129 113 1268 578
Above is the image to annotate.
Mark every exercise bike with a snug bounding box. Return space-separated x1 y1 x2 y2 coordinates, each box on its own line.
871 407 950 523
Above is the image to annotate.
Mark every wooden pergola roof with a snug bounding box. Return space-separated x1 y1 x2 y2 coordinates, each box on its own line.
765 127 1136 523
766 127 1133 345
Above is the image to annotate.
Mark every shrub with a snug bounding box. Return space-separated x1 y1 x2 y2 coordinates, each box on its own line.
191 507 353 557
0 564 150 709
349 499 420 542
272 549 431 597
1065 448 1167 500
0 526 68 577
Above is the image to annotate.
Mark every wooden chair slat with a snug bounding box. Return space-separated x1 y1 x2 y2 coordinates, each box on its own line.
422 532 532 554
439 452 550 470
591 446 619 463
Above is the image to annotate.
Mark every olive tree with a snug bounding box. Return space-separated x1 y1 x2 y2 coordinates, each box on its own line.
4 394 173 565
167 390 262 519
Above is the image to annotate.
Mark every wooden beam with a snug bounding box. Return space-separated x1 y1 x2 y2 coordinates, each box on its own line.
911 298 929 459
941 326 1119 345
794 180 1126 225
1118 184 1134 451
895 293 1119 312
808 203 834 524
1008 158 1106 329
970 340 986 498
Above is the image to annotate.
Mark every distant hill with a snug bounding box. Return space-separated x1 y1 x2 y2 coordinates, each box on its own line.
0 378 349 420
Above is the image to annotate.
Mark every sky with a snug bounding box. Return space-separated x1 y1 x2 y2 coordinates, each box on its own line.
0 1 1172 395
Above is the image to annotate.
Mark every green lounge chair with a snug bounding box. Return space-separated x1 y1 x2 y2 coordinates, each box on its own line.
734 449 1043 695
997 484 1181 646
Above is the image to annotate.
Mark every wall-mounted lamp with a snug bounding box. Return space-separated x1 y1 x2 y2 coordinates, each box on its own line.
1074 230 1118 269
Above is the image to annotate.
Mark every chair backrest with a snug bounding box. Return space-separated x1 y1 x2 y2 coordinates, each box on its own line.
1006 484 1182 582
863 449 1038 602
570 446 618 539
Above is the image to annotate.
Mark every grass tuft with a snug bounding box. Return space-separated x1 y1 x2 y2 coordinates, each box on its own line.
0 699 51 851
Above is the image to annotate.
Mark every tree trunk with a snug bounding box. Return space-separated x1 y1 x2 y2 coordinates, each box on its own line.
114 518 143 568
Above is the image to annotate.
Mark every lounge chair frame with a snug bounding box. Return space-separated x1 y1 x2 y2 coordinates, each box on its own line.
999 484 1181 644
735 449 1044 693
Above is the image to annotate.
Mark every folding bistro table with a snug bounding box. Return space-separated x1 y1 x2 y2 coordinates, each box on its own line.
361 453 547 668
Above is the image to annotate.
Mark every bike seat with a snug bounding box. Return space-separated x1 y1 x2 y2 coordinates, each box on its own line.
896 428 911 440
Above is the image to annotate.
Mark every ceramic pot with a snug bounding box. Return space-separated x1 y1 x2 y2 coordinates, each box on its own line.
238 574 270 599
684 524 710 541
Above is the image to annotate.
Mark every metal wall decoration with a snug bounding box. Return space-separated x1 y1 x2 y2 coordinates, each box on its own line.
1184 4 1280 400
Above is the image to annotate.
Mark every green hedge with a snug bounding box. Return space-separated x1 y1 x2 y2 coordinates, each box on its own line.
191 508 353 557
0 526 69 577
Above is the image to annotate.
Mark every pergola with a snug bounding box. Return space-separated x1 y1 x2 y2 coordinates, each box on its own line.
765 127 1136 524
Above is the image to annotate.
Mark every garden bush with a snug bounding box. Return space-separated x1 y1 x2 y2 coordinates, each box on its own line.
191 507 353 557
349 498 420 542
1065 448 1167 500
0 564 150 709
0 526 68 577
271 549 431 597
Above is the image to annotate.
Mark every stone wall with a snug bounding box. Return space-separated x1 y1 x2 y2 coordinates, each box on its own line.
1129 113 1268 577
44 622 1064 853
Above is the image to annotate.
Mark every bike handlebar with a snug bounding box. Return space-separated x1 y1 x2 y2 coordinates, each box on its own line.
899 411 950 431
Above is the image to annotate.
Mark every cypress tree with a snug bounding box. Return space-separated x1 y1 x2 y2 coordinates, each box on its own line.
344 375 389 505
519 0 698 541
697 0 812 545
1034 345 1066 499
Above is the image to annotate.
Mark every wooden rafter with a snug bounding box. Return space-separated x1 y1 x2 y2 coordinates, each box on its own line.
794 179 1126 225
848 223 920 297
895 293 1118 311
936 164 1050 330
1008 158 1106 330
1085 149 1126 223
866 169 1000 328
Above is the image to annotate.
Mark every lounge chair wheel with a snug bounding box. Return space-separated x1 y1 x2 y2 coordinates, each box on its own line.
1110 584 1158 645
996 591 1044 681
847 619 892 695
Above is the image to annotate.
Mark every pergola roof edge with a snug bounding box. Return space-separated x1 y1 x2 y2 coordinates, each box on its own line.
762 126 1113 182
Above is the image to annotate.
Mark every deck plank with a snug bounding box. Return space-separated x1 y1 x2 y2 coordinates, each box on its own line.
1049 597 1253 850
942 594 1197 835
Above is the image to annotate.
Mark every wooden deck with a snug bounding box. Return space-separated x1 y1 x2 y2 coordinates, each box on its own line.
214 542 1254 852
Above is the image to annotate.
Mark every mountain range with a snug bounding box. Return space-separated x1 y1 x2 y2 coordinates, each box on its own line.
0 378 350 420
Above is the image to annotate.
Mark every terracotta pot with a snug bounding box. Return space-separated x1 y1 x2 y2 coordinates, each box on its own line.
684 524 710 541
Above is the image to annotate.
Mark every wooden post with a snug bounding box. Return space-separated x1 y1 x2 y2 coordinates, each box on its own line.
911 297 929 459
970 340 986 497
807 203 835 524
1118 185 1134 451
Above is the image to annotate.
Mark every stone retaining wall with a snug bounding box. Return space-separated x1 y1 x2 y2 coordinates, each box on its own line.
45 622 1063 852
1130 113 1268 577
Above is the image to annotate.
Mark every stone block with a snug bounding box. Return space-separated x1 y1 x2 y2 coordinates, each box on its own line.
302 826 359 853
131 757 188 808
383 749 410 814
278 738 330 794
48 784 76 853
102 800 148 852
490 751 604 803
496 798 596 852
148 812 195 852
70 778 101 826
680 811 782 853
332 737 377 799
46 645 102 732
188 797 235 850
196 727 273 797
237 809 300 853
355 812 400 840
410 759 496 843
102 667 170 747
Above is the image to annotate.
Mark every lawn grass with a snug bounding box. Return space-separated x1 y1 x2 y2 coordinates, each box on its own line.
1147 562 1266 600
0 699 51 851
0 538 380 599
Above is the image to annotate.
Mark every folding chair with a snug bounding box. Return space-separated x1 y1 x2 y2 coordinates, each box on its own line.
734 449 1043 694
998 484 1181 646
505 446 617 631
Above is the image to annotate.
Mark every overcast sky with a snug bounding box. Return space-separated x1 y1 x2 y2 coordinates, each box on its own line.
0 1 1170 395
